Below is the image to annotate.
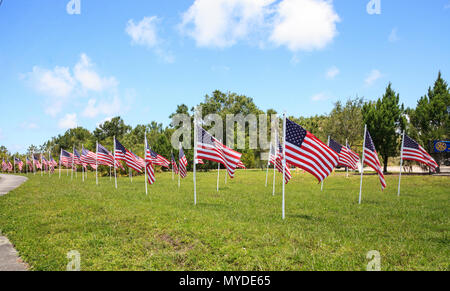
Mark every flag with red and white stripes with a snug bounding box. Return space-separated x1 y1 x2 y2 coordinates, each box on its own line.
402 135 438 171
149 149 170 168
195 158 204 165
329 138 359 170
81 147 97 169
26 157 33 171
115 138 143 173
14 157 23 171
363 130 386 190
7 159 13 172
285 118 338 182
97 143 114 166
196 126 242 178
268 143 277 166
60 150 73 168
145 141 155 185
276 137 291 184
237 160 246 169
179 145 188 178
171 153 179 174
1 159 6 172
34 155 42 169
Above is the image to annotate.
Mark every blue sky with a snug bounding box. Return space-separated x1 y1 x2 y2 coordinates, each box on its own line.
0 0 449 153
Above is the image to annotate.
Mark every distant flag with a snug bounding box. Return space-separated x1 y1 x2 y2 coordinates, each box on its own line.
149 149 170 168
2 159 7 171
329 138 359 170
26 157 33 171
402 134 438 171
49 154 56 173
60 150 73 168
284 118 338 182
145 140 155 185
179 145 188 179
115 138 143 173
276 136 291 184
195 158 204 165
171 153 179 174
362 129 386 190
33 155 42 170
97 143 114 166
42 156 49 172
7 159 13 172
73 149 82 166
81 147 97 169
268 143 277 166
14 157 23 171
196 126 242 178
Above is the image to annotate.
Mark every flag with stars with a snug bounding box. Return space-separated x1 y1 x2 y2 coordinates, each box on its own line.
363 130 386 190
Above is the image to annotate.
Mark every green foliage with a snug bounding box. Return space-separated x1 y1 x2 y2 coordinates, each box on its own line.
93 117 131 142
0 171 448 270
409 72 450 152
362 83 405 173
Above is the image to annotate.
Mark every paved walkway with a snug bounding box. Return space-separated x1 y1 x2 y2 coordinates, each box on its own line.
0 174 29 271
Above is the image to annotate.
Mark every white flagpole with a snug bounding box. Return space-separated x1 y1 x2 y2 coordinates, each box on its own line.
193 116 197 205
59 149 61 179
114 136 118 189
272 162 276 196
33 150 35 175
13 155 16 174
144 132 148 196
109 166 112 181
172 151 174 181
321 136 330 191
359 124 368 205
48 150 51 177
346 139 349 178
398 130 405 197
40 153 43 176
282 112 287 220
81 145 84 183
265 143 271 187
95 141 98 185
71 146 74 181
217 162 220 192
178 144 181 189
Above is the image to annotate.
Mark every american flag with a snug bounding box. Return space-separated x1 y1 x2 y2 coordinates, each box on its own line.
49 154 57 172
276 136 291 184
347 145 360 170
73 149 82 166
81 147 97 166
363 130 386 190
285 118 339 182
195 158 204 165
97 143 114 166
14 157 23 171
2 159 7 171
132 151 146 169
7 159 12 172
402 135 438 171
26 157 33 171
145 141 155 185
329 138 359 170
179 145 188 178
115 139 143 173
196 126 242 178
268 143 277 166
33 155 42 169
41 156 49 171
60 150 73 167
237 160 246 169
171 153 179 174
149 149 170 168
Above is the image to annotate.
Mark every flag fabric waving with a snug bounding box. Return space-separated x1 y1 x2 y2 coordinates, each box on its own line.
128 150 144 173
276 137 291 184
347 145 360 170
196 126 242 178
237 160 246 169
81 147 97 167
329 138 359 170
402 135 438 171
284 118 338 182
114 138 127 162
149 149 170 168
171 153 179 174
179 145 188 179
2 159 7 171
115 138 143 173
73 149 82 166
14 157 23 171
33 155 42 169
363 130 386 190
195 158 204 165
42 156 49 171
268 143 277 166
60 150 73 168
26 157 33 171
7 159 13 172
145 141 155 185
97 143 114 166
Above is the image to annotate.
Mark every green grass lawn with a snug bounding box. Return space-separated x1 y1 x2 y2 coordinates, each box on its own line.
0 170 448 271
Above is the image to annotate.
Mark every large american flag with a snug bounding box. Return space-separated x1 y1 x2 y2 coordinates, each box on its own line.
285 118 338 182
14 157 23 171
145 141 155 185
60 150 73 167
115 139 143 173
179 145 188 178
149 149 170 168
276 137 291 184
171 153 179 174
97 143 114 166
196 126 242 178
402 135 438 171
363 130 386 190
329 138 359 170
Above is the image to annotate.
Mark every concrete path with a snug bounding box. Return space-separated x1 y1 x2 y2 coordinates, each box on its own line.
0 174 29 271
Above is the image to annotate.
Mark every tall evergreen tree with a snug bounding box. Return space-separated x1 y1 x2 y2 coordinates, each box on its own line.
362 83 405 173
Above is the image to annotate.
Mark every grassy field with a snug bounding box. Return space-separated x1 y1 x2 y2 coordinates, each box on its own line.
0 170 448 271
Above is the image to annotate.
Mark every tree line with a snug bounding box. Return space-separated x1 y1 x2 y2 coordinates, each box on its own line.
1 72 448 174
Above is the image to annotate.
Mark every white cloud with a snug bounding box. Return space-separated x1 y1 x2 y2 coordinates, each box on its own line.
82 96 123 119
311 92 330 102
388 28 399 42
74 54 118 92
58 113 78 129
270 0 340 51
126 16 175 63
326 66 340 79
365 69 383 86
179 0 340 52
20 122 39 130
24 66 75 98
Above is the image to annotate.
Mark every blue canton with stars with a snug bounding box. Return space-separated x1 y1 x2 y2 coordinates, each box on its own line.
115 139 127 154
365 130 376 152
404 135 419 149
286 119 307 147
197 126 215 145
329 138 342 153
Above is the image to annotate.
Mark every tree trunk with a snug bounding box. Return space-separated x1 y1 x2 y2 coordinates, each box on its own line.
383 156 388 174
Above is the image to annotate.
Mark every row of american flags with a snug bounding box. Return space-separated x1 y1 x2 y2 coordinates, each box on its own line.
1 117 437 218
